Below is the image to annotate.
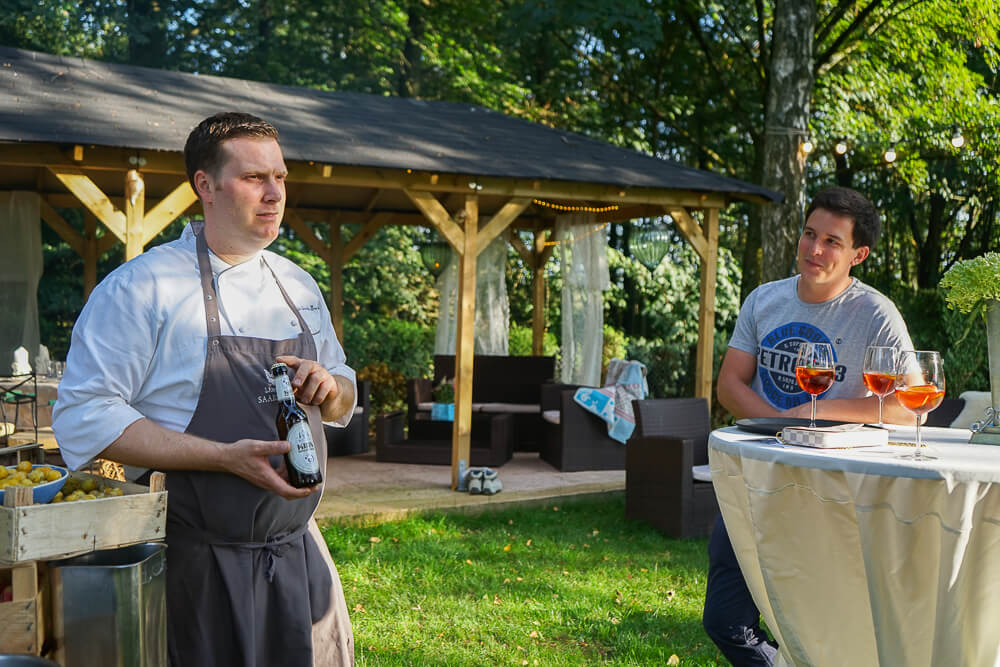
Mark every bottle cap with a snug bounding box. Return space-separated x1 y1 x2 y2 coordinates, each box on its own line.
270 362 288 376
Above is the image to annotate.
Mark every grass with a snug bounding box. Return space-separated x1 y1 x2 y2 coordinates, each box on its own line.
320 495 726 665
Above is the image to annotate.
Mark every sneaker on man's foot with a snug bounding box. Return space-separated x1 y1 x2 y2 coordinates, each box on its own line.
481 470 502 495
468 468 484 494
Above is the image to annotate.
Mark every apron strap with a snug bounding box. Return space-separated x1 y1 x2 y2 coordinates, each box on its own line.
195 230 223 338
194 227 313 346
261 256 313 337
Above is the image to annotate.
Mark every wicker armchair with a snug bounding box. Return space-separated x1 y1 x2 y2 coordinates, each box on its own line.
539 383 627 471
625 398 718 539
324 380 371 456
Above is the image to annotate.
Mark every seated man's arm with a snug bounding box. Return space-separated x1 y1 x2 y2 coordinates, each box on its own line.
717 348 783 420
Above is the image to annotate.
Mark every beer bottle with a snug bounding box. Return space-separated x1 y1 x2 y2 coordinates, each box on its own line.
270 362 323 488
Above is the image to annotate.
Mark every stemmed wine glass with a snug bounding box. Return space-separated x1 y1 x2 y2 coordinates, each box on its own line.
795 342 835 428
894 350 945 460
863 346 897 427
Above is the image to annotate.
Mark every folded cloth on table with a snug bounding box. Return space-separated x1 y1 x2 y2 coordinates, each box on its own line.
573 359 648 444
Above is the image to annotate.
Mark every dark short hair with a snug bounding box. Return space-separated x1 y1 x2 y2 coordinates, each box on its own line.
805 186 880 248
184 112 279 192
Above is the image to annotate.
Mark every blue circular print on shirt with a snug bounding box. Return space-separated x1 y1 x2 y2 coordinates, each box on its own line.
757 322 837 410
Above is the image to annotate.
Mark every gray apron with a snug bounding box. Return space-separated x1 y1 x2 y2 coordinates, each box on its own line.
165 228 353 666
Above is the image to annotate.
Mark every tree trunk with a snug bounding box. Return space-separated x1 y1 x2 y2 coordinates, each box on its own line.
740 132 766 301
759 0 817 283
127 0 168 67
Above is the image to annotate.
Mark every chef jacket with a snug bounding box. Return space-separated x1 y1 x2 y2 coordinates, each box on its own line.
52 222 356 473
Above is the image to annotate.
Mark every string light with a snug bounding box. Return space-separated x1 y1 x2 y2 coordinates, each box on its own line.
800 137 815 154
951 126 965 149
883 144 897 163
532 199 620 213
834 138 848 155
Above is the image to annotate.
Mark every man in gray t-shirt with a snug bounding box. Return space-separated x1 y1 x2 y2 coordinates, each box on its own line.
703 187 915 667
729 275 913 412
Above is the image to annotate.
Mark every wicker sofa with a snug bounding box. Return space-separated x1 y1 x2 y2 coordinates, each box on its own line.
374 354 555 465
408 354 555 452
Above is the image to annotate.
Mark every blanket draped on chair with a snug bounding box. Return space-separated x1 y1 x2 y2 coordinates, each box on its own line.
573 359 649 444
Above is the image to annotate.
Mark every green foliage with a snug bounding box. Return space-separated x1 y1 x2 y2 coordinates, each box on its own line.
322 496 722 665
344 316 434 414
601 324 628 380
508 324 559 358
605 232 741 399
939 252 1000 315
431 378 454 404
892 288 988 396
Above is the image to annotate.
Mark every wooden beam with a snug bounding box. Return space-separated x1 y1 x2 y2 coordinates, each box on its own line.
124 169 145 260
695 208 720 407
37 195 84 256
49 168 127 243
451 194 478 489
329 222 344 342
98 232 119 257
362 188 382 213
284 209 331 261
531 230 551 356
666 206 707 258
142 181 198 245
504 228 533 266
1 143 741 208
343 212 393 263
83 213 97 301
475 197 531 258
404 189 465 253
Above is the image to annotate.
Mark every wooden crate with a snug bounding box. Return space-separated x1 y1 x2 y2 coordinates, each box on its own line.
0 472 166 564
0 560 43 654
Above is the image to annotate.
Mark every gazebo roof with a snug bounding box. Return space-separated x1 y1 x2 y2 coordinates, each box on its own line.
0 46 779 204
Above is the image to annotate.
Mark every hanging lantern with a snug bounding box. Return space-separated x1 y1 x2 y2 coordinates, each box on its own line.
420 241 451 278
631 225 672 271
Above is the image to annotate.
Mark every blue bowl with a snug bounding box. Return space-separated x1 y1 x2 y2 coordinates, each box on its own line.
0 464 69 505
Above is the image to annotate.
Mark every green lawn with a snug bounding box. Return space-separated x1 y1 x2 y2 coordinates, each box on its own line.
320 495 726 665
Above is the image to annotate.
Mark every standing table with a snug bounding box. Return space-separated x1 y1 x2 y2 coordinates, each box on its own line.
709 425 1000 667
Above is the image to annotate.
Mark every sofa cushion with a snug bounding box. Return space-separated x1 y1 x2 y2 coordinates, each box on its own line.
953 391 992 429
477 402 541 414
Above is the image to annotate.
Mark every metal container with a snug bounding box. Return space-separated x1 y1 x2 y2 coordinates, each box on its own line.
50 542 167 667
0 657 61 666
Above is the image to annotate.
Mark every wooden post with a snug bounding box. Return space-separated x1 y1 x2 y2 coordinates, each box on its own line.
124 169 145 260
452 195 478 489
84 212 98 301
329 220 344 341
695 208 720 406
531 230 550 355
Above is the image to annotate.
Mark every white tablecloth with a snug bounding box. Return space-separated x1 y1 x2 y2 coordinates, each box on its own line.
709 425 1000 667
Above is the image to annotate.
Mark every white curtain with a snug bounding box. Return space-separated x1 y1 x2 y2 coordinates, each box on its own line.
557 213 609 385
434 234 509 356
0 192 42 371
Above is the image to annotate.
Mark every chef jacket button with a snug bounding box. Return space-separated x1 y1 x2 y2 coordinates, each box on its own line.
209 316 216 322
290 320 297 327
239 327 246 333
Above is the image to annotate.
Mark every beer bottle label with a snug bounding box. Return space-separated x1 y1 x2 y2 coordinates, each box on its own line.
286 421 320 474
274 370 295 402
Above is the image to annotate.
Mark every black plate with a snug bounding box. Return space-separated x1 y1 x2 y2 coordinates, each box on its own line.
734 417 852 436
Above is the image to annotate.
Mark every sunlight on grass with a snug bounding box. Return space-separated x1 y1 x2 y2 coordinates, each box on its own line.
321 496 726 666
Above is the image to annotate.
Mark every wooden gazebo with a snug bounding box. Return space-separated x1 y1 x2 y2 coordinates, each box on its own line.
0 46 780 487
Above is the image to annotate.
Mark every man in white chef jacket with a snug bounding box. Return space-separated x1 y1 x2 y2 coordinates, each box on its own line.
54 112 356 666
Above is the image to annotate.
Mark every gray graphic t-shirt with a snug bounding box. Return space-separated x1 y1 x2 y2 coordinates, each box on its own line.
729 276 914 410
